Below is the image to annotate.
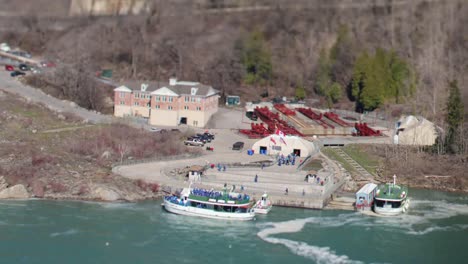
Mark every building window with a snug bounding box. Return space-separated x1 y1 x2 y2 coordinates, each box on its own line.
155 105 160 109
196 106 201 111
193 120 198 126
119 92 125 98
156 96 160 102
168 106 173 110
191 97 195 102
184 106 189 110
197 97 201 103
134 93 139 98
120 101 125 105
185 96 189 102
168 97 173 102
147 94 151 99
146 103 150 108
134 102 139 106
162 96 167 102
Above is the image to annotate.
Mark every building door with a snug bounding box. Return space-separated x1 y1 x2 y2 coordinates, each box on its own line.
259 146 267 155
293 149 301 156
180 117 187 124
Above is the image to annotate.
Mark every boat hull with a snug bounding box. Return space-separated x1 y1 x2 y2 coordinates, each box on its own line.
374 199 410 216
163 199 255 221
253 206 272 214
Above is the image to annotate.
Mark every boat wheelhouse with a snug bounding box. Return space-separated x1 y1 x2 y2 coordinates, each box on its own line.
253 193 272 214
163 187 255 221
373 175 410 216
355 183 377 211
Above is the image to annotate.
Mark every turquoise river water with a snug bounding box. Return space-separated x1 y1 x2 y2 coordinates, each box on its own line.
0 189 467 264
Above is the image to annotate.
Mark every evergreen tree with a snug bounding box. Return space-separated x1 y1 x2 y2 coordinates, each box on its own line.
241 30 272 86
314 48 342 107
445 80 464 154
295 84 306 100
351 48 414 111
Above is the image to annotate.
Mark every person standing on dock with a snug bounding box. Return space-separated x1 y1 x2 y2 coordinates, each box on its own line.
285 187 288 195
254 174 258 183
302 189 305 196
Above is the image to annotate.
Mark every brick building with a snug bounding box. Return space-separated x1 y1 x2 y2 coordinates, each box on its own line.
114 78 219 127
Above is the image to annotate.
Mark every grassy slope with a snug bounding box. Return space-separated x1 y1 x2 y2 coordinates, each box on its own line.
0 91 188 198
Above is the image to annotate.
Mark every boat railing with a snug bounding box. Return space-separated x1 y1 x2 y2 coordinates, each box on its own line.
190 188 250 204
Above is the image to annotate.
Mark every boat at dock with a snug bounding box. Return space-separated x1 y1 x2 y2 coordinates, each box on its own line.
373 175 410 216
163 186 255 221
253 193 272 214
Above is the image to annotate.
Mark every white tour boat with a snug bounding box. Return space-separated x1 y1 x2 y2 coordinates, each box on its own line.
163 187 255 221
253 193 273 214
373 175 410 216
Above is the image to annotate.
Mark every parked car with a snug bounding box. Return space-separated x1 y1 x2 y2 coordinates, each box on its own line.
4 65 14 71
10 71 25 77
246 111 258 121
184 138 204 147
188 136 207 143
40 61 56 68
196 133 212 142
0 43 10 52
232 141 245 150
9 50 31 58
203 132 215 140
30 67 41 74
150 127 167 133
19 64 30 71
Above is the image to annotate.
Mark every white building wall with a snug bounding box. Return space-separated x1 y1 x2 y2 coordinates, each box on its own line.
132 106 151 118
251 136 315 158
149 110 178 126
114 105 133 117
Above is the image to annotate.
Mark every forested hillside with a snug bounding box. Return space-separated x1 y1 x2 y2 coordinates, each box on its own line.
2 0 467 120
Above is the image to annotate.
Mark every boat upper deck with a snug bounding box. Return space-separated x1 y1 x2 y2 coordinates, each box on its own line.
188 188 251 205
375 183 408 201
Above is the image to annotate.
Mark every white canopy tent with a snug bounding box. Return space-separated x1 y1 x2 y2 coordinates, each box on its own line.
394 115 437 146
251 135 316 158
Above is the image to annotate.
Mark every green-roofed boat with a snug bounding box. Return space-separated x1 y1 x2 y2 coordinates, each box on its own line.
373 175 410 216
163 185 255 221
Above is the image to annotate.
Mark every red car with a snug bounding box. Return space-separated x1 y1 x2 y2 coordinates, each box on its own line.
5 65 14 71
40 61 56 68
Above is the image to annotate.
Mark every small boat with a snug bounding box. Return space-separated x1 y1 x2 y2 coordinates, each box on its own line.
253 193 272 214
163 186 255 221
373 175 410 216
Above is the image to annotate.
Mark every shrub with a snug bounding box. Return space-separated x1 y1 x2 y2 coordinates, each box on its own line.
50 182 68 193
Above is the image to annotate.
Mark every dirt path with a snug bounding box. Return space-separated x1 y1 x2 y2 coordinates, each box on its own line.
0 72 110 123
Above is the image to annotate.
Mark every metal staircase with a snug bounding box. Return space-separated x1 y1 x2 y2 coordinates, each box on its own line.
330 146 373 179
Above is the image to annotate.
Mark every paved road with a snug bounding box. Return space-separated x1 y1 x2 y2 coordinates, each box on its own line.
0 71 156 131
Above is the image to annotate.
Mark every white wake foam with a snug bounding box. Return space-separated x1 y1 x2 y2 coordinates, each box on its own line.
257 199 468 261
50 229 79 237
258 218 363 264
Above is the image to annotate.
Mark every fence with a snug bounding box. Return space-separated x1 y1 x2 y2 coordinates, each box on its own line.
113 153 203 167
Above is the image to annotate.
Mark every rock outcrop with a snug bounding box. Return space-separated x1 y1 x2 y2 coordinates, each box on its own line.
0 176 8 191
91 185 121 201
0 184 30 199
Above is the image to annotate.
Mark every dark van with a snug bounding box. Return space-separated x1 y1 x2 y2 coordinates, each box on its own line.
232 141 244 151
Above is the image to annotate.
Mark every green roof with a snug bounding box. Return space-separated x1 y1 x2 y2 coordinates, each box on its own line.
375 183 408 200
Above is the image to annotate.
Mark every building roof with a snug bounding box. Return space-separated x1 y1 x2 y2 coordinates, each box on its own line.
116 78 219 97
356 183 377 195
375 183 408 201
188 165 205 172
114 85 133 92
